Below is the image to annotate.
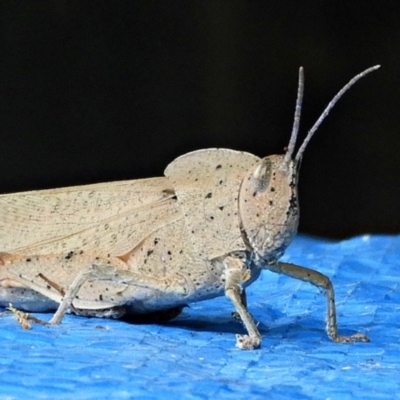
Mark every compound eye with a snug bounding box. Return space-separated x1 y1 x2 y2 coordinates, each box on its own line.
252 159 272 193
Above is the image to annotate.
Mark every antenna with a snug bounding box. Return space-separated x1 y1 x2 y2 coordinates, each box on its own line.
284 67 304 163
294 65 380 163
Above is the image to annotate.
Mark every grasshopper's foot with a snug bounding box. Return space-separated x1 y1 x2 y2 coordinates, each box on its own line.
235 334 261 350
331 332 370 343
6 304 48 329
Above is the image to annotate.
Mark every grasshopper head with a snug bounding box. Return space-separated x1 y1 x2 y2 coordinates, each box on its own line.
239 154 299 263
239 65 380 264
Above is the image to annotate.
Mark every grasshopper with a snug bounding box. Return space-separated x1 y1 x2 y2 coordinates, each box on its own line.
0 66 379 349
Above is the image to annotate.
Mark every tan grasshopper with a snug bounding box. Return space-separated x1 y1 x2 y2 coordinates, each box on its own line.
0 66 379 349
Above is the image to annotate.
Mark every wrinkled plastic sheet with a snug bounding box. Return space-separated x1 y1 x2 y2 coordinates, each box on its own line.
0 234 399 399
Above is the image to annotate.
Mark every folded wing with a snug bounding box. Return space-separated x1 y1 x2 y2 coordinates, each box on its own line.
0 177 180 256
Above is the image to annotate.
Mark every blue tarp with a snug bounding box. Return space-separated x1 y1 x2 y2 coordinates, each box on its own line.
0 235 399 399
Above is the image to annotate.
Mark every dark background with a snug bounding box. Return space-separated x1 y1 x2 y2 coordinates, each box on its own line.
0 1 397 238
